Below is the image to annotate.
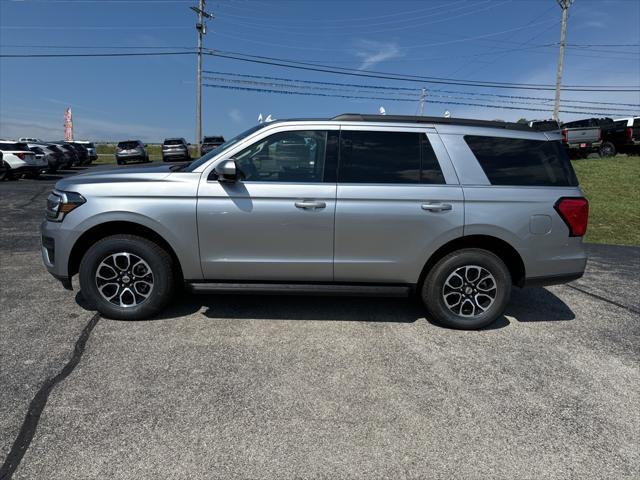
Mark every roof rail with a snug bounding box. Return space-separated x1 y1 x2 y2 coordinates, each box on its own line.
331 113 537 131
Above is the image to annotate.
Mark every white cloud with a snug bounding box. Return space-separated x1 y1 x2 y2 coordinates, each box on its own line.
353 40 403 70
581 20 607 29
228 108 243 124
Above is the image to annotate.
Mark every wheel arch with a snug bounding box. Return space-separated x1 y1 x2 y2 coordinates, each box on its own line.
418 235 526 288
67 220 184 282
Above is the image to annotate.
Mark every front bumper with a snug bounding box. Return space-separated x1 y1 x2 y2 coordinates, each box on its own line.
41 220 77 290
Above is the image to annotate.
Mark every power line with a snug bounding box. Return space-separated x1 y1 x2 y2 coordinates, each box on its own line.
201 70 640 108
215 0 470 24
202 83 628 116
1 48 637 93
202 75 639 113
204 50 640 92
0 51 195 58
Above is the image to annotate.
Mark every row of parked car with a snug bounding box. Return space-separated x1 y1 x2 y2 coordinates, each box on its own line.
530 115 640 158
0 138 97 180
114 136 225 164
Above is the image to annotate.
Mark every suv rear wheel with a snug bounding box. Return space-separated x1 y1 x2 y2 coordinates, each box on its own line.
79 234 175 320
421 248 511 329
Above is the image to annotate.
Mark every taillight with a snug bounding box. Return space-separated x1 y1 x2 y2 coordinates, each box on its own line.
561 129 568 143
626 127 633 141
16 152 25 159
555 197 589 237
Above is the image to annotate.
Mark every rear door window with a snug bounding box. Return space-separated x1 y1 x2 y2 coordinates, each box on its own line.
338 131 444 184
464 135 578 187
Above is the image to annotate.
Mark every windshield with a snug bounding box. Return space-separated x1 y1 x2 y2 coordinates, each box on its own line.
182 124 267 172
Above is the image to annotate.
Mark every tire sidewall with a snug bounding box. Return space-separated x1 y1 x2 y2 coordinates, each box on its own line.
422 249 511 329
79 236 173 320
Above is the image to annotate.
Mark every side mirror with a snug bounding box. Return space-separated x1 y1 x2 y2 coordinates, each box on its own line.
214 159 238 182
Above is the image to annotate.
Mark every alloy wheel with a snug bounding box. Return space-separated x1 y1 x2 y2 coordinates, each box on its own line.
442 265 497 317
95 252 154 308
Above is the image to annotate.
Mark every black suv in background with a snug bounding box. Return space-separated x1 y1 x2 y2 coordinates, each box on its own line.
51 142 80 166
201 135 225 155
162 138 191 162
115 140 149 165
64 142 90 165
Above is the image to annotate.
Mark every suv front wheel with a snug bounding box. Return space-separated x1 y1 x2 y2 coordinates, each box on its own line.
79 234 175 320
421 249 511 330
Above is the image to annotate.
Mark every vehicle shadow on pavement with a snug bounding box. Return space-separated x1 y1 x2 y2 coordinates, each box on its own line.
505 287 575 322
75 286 574 326
184 294 422 323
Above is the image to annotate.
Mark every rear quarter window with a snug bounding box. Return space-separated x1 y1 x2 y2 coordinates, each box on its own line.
464 135 578 187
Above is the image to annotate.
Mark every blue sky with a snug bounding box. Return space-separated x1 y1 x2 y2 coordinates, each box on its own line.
0 0 638 142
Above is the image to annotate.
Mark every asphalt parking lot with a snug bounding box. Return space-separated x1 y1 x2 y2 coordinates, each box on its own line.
1 164 639 479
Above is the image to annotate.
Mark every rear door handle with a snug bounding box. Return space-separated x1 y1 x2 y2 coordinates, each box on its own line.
295 200 326 210
421 202 452 212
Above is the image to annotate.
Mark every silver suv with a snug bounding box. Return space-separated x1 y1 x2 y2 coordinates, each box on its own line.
41 114 588 329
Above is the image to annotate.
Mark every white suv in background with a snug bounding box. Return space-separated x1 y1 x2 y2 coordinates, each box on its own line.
0 140 48 179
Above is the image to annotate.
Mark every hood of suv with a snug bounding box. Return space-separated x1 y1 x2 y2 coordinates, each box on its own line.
55 164 175 191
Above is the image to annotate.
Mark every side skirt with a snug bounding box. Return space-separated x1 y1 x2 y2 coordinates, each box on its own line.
185 282 414 297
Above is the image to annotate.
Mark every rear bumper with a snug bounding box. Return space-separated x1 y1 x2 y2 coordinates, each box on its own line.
162 151 189 160
565 142 600 152
115 153 146 161
9 165 44 174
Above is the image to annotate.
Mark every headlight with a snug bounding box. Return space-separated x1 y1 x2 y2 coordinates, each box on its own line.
45 190 86 221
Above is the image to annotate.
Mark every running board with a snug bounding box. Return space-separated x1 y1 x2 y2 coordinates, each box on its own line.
186 282 412 297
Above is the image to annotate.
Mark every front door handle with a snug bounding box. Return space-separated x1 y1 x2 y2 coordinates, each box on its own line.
422 202 452 212
295 200 326 210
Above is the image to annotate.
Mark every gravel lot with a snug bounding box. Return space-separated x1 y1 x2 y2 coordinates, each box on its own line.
1 165 639 479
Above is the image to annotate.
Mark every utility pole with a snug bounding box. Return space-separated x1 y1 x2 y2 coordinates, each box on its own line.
418 88 427 115
553 0 573 122
190 1 213 155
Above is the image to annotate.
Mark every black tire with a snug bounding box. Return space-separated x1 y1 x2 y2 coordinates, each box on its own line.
79 234 175 320
117 160 125 165
421 248 511 330
599 141 616 158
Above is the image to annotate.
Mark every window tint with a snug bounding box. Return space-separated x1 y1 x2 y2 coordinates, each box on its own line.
421 137 445 184
338 131 444 184
234 130 327 182
164 139 185 145
465 135 578 187
118 141 140 149
339 131 420 183
634 118 640 128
